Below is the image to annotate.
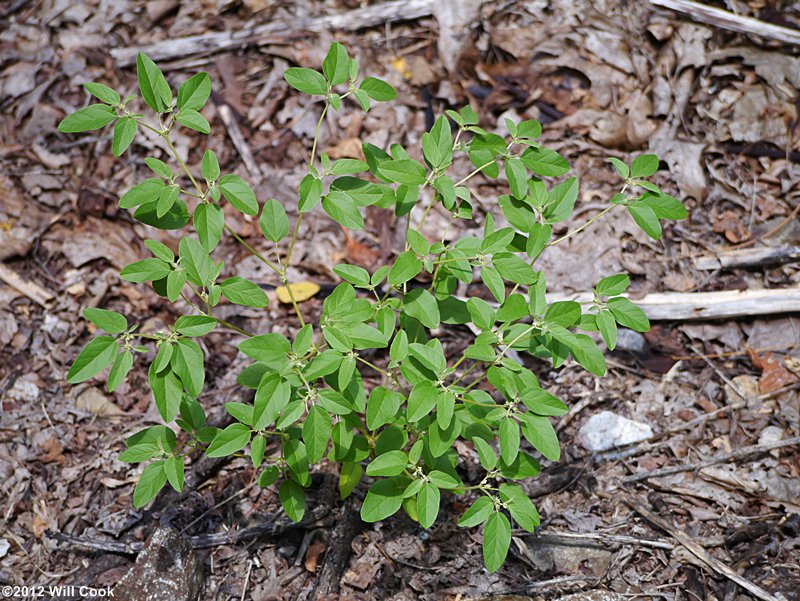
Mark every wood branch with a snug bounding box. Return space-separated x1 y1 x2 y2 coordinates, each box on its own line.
0 263 54 307
694 246 800 270
110 0 435 67
528 531 675 550
621 436 800 484
625 500 781 601
47 505 330 554
214 100 262 182
649 0 800 45
548 287 800 321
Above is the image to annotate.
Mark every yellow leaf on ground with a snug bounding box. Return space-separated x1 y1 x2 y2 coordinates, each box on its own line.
276 282 320 304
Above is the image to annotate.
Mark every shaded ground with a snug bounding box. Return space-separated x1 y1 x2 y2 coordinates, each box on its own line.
1 0 799 599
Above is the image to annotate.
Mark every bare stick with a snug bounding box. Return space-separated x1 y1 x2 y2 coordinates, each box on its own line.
621 436 800 483
111 0 435 67
625 499 781 601
649 0 800 46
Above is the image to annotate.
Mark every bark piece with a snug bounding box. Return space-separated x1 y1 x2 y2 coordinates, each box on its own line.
113 527 205 601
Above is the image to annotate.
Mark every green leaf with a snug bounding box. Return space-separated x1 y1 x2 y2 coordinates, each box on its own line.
520 146 570 177
258 466 279 488
504 157 528 199
361 478 405 522
388 251 422 286
568 333 606 376
333 264 370 288
544 177 579 223
134 198 190 230
339 462 362 499
83 82 120 106
176 109 210 134
421 116 452 169
67 336 117 383
608 157 629 179
322 42 350 86
458 496 494 527
133 461 168 508
303 405 332 463
493 254 536 285
201 149 220 181
298 174 323 212
499 483 540 532
177 72 211 111
83 307 127 334
206 423 251 457
544 301 581 327
407 380 438 422
164 456 185 492
638 192 688 220
58 104 116 133
628 203 662 240
253 374 290 429
595 274 629 296
260 199 289 242
483 512 511 573
149 363 182 422
219 174 259 216
481 266 506 303
171 338 205 396
119 178 164 209
156 185 179 218
630 153 659 178
107 350 133 392
175 315 217 337
366 450 408 476
473 437 498 471
377 159 427 186
221 277 269 308
403 288 440 329
417 482 440 529
136 52 172 112
120 258 171 283
330 159 369 176
239 333 291 364
596 309 618 350
112 117 137 156
179 237 212 286
279 479 306 522
145 157 172 179
519 414 560 461
499 417 520 465
359 77 397 101
322 192 364 229
145 239 174 262
519 388 568 416
194 202 224 252
284 67 327 95
367 387 402 430
608 297 649 332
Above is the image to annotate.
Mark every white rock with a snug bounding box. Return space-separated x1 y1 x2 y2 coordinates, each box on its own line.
579 411 654 452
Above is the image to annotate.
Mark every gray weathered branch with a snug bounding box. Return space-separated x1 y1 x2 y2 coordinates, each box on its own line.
111 0 435 67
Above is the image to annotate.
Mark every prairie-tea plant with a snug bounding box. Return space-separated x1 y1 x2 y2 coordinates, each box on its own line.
59 43 687 571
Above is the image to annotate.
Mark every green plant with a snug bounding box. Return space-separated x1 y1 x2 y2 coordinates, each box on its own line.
59 43 687 572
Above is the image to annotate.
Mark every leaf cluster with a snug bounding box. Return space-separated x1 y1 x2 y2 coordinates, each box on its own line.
59 43 687 572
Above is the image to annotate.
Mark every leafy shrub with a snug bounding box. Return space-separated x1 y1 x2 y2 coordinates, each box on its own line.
59 43 687 572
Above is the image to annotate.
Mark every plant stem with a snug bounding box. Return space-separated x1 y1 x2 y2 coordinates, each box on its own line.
549 205 615 247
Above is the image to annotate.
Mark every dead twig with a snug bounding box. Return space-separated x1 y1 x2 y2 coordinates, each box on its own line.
110 0 435 67
625 499 781 601
214 100 262 182
0 263 54 307
46 504 331 554
649 0 800 45
621 436 800 484
524 531 675 550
